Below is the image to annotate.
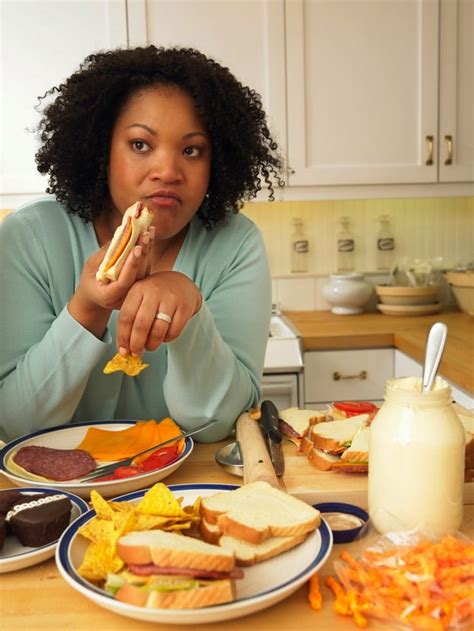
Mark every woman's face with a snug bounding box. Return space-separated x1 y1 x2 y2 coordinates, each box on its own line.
107 85 211 239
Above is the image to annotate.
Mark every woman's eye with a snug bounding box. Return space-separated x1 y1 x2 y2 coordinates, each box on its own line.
183 146 201 158
131 140 150 152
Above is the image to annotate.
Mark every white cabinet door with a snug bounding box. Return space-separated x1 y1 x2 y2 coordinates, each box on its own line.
439 0 474 182
1 0 127 196
128 0 287 170
285 0 439 186
304 348 394 405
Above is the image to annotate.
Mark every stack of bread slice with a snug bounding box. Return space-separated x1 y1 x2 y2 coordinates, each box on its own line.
198 481 320 566
278 407 328 446
299 414 370 472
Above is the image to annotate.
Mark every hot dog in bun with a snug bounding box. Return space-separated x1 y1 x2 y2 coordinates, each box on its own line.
96 201 154 282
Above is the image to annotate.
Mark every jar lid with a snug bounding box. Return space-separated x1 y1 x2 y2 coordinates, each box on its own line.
314 502 369 543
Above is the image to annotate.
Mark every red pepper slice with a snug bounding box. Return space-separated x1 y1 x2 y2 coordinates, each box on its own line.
333 401 378 416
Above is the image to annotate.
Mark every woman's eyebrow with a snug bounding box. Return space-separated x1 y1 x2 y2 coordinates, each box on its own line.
126 123 157 135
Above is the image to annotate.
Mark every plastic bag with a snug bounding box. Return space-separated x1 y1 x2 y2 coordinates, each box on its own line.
332 525 473 630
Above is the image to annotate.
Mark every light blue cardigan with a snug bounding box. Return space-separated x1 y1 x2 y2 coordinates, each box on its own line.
0 198 271 442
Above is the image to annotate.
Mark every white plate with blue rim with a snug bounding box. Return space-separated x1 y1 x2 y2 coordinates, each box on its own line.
0 421 194 499
56 483 333 625
0 487 88 573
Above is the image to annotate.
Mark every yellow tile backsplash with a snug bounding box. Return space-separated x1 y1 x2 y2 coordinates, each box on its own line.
242 197 474 276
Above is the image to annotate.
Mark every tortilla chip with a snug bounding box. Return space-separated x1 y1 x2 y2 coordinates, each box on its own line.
77 538 124 582
103 353 149 376
136 483 187 517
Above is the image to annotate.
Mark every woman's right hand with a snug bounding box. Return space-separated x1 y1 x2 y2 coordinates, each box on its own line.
68 231 153 338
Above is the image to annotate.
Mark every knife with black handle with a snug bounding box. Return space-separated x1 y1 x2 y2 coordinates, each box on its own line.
260 400 285 476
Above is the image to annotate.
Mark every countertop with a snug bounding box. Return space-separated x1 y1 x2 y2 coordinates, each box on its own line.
283 310 474 394
1 440 473 631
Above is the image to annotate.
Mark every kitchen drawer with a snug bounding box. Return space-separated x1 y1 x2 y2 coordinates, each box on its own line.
304 348 394 404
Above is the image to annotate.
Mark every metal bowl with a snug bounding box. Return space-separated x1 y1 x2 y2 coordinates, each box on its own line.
215 441 243 477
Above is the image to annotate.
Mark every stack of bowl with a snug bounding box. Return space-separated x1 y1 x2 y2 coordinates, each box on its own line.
375 285 441 316
445 271 474 315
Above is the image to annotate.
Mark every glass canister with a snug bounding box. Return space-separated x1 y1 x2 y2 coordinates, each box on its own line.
368 376 465 537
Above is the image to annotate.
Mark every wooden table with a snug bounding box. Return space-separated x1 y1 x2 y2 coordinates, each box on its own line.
2 441 473 631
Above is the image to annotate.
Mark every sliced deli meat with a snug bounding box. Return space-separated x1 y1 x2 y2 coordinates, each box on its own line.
12 445 96 480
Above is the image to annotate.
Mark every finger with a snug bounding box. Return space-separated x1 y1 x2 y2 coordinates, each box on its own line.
163 304 193 343
144 305 177 352
135 231 152 280
115 245 143 288
129 300 169 356
116 290 144 355
145 226 155 277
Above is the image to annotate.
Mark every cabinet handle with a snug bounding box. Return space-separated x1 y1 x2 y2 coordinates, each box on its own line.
333 370 367 381
425 135 434 166
444 135 453 165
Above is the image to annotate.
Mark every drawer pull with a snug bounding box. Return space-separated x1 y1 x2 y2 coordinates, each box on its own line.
333 370 367 381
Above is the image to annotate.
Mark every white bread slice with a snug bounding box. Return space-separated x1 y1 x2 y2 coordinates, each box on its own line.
96 201 154 282
199 481 320 544
279 407 328 446
309 414 369 454
116 530 235 572
116 578 235 609
307 448 341 471
199 518 308 565
340 426 370 463
218 532 308 566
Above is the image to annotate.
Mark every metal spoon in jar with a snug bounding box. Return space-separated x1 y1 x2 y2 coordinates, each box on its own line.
421 322 448 392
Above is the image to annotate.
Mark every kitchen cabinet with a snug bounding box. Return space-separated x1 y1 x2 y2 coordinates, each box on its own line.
127 0 287 168
304 348 393 407
285 0 474 186
394 349 474 410
1 0 127 196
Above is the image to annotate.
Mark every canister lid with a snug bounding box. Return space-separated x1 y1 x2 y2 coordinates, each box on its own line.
314 502 369 543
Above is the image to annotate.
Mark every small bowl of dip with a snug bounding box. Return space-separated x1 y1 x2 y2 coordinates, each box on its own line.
315 502 368 543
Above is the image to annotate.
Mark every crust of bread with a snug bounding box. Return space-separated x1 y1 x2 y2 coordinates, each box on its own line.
340 450 369 463
199 481 320 545
331 462 368 473
116 579 236 609
311 435 348 454
96 202 154 282
117 530 235 572
198 519 222 545
307 448 341 471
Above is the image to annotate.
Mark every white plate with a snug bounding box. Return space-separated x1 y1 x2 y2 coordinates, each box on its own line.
0 421 194 499
0 487 88 573
56 483 333 625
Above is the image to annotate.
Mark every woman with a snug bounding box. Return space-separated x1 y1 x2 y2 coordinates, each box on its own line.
0 46 283 442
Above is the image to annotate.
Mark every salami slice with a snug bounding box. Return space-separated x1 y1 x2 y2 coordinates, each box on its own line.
12 446 96 481
127 563 244 580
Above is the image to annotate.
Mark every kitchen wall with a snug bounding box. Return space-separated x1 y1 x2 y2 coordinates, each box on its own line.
243 196 474 311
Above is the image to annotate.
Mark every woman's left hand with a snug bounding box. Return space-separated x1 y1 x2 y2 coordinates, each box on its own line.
116 271 202 356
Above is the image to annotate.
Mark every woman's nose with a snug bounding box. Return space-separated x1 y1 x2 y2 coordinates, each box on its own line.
148 150 183 183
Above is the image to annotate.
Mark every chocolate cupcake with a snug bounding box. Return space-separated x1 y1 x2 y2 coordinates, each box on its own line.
6 492 72 547
0 489 23 551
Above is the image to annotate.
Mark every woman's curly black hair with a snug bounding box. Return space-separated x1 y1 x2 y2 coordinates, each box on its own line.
35 45 284 228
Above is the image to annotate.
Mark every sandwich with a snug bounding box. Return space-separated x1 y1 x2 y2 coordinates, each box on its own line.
198 480 320 562
105 529 243 609
300 414 370 472
96 201 154 282
331 426 370 473
278 407 328 447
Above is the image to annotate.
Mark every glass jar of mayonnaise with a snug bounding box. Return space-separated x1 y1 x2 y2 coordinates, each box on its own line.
368 376 465 537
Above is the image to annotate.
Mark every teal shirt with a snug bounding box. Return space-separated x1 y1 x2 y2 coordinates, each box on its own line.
0 198 271 442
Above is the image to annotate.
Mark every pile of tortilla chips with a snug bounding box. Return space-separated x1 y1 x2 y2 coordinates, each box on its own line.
77 483 201 582
103 353 149 376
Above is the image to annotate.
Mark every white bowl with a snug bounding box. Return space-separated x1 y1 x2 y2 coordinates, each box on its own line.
376 285 440 306
322 273 373 315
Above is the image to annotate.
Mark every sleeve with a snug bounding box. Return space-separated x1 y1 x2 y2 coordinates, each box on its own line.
164 225 271 442
0 214 111 441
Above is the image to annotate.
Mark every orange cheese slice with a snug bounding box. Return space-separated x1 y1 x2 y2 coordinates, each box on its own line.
103 216 133 273
76 418 184 462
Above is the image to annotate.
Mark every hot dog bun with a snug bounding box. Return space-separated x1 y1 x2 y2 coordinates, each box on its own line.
96 201 154 282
